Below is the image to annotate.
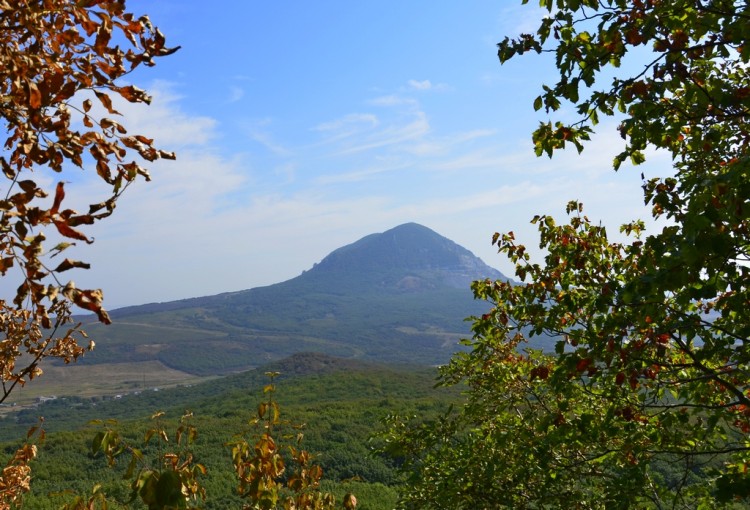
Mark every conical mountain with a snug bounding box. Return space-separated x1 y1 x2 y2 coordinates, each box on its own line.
304 222 504 289
84 224 508 372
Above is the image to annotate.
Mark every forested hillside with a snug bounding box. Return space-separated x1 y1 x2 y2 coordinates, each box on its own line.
2 354 458 509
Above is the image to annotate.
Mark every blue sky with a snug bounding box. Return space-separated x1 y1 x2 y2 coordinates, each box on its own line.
62 1 668 308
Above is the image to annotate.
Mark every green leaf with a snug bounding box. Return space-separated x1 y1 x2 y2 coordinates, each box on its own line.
155 470 184 507
91 431 105 455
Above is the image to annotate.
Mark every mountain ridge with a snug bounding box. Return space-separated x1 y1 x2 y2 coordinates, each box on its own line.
78 223 513 373
107 223 504 319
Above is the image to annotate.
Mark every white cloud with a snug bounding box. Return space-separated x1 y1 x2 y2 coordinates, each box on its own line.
368 94 418 108
408 79 432 90
274 162 297 183
110 81 217 148
497 4 548 38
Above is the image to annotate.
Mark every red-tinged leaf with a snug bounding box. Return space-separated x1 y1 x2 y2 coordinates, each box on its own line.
0 256 14 275
88 198 115 216
140 147 159 161
26 426 38 439
54 258 91 273
72 289 111 324
537 365 549 380
629 376 638 390
154 27 166 49
54 220 93 244
51 182 65 215
96 159 112 182
117 85 149 103
18 180 37 193
94 24 112 54
576 358 591 372
83 98 93 112
28 82 42 109
80 18 98 36
67 214 96 227
157 45 181 57
94 90 119 115
121 136 142 150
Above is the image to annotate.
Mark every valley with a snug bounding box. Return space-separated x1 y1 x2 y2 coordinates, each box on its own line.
0 224 500 508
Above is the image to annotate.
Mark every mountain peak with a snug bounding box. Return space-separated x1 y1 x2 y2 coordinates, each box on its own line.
308 222 503 288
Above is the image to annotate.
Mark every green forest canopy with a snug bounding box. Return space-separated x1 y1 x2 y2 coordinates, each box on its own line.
382 0 750 508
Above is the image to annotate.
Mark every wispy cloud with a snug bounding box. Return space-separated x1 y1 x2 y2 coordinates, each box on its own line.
228 85 244 103
335 111 430 155
244 121 292 156
314 113 379 132
408 79 432 90
497 4 548 38
405 79 450 92
367 94 418 108
314 160 411 185
407 130 498 158
273 162 297 183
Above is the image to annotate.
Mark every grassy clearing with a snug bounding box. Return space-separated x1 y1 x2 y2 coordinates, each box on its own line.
1 360 216 410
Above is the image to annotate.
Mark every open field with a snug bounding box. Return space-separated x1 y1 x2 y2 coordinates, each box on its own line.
1 360 217 411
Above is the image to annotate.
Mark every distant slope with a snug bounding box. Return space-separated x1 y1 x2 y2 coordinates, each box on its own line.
76 223 515 374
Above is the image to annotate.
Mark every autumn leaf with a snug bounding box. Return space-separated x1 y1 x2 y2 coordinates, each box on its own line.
94 90 120 115
53 258 91 272
27 82 42 109
53 220 94 243
50 182 65 215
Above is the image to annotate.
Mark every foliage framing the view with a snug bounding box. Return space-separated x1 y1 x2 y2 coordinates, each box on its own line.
0 2 176 400
382 0 750 508
0 0 176 504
